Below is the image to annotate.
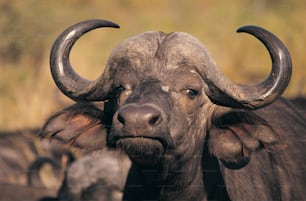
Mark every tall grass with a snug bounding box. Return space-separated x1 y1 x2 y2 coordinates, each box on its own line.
1 0 306 130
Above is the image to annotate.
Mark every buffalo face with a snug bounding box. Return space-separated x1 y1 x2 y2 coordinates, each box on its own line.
103 31 213 167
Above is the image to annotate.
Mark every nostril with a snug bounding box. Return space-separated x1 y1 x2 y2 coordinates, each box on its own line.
149 115 161 126
117 113 125 125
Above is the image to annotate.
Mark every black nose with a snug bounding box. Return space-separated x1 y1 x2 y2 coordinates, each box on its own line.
117 104 163 133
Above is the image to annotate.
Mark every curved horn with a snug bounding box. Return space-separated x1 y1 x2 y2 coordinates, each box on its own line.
50 19 119 101
205 25 292 109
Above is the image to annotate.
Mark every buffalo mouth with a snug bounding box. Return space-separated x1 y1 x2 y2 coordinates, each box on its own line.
115 136 165 167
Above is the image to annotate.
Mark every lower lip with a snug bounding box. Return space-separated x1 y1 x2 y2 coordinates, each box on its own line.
116 137 164 165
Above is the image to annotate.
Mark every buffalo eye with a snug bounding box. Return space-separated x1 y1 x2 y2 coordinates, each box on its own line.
112 85 125 96
117 84 132 105
117 85 126 92
185 88 199 99
107 85 125 101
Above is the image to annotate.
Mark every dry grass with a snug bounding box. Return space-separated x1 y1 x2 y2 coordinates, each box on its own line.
1 0 306 130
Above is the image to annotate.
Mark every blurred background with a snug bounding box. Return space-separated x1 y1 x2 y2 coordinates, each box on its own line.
1 0 306 131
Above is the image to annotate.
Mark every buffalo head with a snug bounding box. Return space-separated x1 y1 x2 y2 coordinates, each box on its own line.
41 19 301 201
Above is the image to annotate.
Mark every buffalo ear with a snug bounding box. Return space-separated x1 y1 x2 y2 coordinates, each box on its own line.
40 103 107 152
208 110 280 169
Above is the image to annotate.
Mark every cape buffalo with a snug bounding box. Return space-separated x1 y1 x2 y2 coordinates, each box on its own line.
55 150 130 201
40 19 306 201
27 154 75 188
0 128 74 187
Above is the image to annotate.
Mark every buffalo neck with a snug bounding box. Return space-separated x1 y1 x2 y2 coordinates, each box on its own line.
123 154 206 201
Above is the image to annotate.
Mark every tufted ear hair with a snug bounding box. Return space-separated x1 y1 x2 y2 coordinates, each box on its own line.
208 109 281 169
40 103 107 152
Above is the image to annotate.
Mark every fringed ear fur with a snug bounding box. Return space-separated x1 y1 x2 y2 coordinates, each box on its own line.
40 103 107 152
208 110 280 169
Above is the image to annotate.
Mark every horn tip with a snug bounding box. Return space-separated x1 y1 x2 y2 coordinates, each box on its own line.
236 25 261 33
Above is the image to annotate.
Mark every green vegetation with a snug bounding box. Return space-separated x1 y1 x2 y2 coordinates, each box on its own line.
1 0 306 130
